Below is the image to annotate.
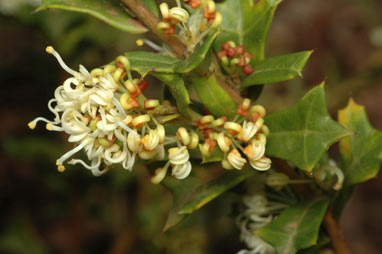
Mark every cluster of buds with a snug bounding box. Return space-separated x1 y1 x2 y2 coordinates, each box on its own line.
217 41 254 76
156 0 222 55
236 192 287 254
196 98 272 171
28 46 189 180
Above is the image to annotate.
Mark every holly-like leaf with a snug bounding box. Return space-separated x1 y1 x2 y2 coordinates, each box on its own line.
174 31 219 73
151 72 199 120
37 0 148 34
338 98 382 186
215 0 281 62
190 73 237 118
162 165 255 231
257 199 329 254
242 51 313 88
265 83 351 171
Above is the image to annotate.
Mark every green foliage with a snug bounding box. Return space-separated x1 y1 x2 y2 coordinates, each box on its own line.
162 165 255 230
257 199 329 254
190 73 238 118
265 83 351 171
215 0 281 62
338 98 382 185
151 72 198 120
37 0 148 34
242 51 313 88
126 31 219 74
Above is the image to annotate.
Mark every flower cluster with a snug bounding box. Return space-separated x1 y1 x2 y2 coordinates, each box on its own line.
196 98 272 171
28 46 188 178
157 0 222 55
217 41 254 76
29 46 271 181
236 192 287 254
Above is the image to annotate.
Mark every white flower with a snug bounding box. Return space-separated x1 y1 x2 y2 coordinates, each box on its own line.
168 146 190 165
172 161 192 179
227 149 246 170
240 121 258 142
244 140 265 161
249 157 271 171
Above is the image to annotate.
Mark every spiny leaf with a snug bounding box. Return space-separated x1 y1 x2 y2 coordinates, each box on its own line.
242 51 313 88
37 0 148 34
162 165 255 231
338 98 382 186
257 199 329 254
190 73 237 118
215 0 281 62
265 83 351 171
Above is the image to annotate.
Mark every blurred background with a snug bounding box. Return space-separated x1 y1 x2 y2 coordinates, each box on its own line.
0 0 381 253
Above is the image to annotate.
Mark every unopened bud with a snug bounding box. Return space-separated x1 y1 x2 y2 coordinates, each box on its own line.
266 172 290 190
116 55 130 71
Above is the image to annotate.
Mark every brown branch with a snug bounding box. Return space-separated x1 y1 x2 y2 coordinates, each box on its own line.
324 210 352 254
121 0 187 58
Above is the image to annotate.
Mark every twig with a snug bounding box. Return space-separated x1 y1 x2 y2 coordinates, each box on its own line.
324 210 352 254
121 0 187 58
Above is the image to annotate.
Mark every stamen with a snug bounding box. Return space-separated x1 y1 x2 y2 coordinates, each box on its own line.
56 138 91 166
46 46 78 77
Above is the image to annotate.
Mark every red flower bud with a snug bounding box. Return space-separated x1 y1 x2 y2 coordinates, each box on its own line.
243 65 253 75
236 46 245 55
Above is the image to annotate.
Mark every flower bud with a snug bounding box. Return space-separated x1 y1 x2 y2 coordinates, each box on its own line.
116 55 130 71
160 3 170 19
151 166 169 184
169 7 190 23
188 131 199 150
200 115 214 125
144 99 160 110
217 132 232 153
266 172 290 190
177 127 191 146
222 159 234 170
212 117 227 127
227 149 246 170
224 122 242 136
132 114 150 128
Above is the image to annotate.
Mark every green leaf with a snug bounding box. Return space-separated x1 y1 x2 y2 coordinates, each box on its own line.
338 98 382 185
126 31 219 74
242 51 313 88
37 0 148 34
126 51 180 73
142 0 159 17
151 72 198 120
174 31 220 73
265 83 351 171
190 73 237 118
257 199 329 254
162 166 255 231
215 0 281 62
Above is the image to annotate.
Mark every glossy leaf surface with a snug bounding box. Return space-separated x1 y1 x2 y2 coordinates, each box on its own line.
38 0 148 34
215 0 281 62
151 72 198 120
258 199 329 254
190 73 237 118
242 51 313 88
338 99 382 185
162 166 255 231
265 83 351 171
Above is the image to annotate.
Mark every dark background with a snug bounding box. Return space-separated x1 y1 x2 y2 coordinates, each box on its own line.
0 0 381 253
